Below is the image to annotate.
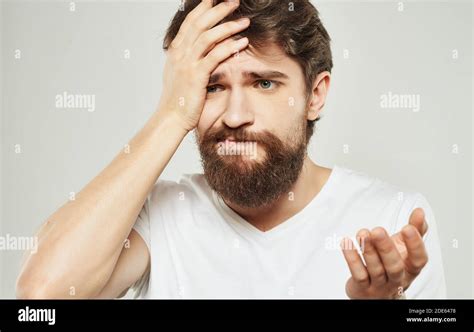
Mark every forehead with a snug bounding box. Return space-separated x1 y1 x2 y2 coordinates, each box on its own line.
211 42 302 79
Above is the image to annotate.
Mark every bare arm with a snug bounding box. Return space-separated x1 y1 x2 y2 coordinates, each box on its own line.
16 110 187 299
16 0 250 299
94 230 150 299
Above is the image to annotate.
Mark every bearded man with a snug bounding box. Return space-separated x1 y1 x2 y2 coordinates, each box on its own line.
16 0 445 300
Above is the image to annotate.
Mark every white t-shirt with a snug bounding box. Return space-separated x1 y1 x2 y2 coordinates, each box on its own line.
132 165 446 299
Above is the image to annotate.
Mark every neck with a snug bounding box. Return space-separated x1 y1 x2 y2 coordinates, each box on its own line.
222 156 332 232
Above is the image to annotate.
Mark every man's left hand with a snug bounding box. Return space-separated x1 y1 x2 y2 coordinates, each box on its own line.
341 208 429 299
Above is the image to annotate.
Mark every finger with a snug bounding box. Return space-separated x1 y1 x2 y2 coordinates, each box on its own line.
401 224 428 278
182 0 240 49
371 227 405 284
193 17 250 58
357 229 387 286
171 0 214 49
409 208 428 237
340 237 370 286
201 36 249 72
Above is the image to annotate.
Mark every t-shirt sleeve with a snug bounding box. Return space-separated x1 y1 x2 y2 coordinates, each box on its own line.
400 193 447 299
129 179 181 298
131 178 179 251
129 197 151 298
132 196 151 252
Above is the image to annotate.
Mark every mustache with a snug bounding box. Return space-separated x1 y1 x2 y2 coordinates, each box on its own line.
201 127 276 144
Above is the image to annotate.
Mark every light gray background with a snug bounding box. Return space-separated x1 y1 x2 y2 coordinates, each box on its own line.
1 0 472 298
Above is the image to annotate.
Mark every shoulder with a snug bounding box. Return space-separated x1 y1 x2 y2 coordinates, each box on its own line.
332 165 432 232
332 165 415 203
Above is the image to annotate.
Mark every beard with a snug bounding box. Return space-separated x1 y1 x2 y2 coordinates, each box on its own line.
198 122 308 209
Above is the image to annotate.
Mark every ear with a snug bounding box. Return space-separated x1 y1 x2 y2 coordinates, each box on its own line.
307 71 331 121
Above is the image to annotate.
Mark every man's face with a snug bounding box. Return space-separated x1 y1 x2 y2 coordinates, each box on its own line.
196 42 311 208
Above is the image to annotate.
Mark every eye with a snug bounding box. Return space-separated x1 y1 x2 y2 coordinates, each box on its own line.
207 85 224 94
256 80 277 90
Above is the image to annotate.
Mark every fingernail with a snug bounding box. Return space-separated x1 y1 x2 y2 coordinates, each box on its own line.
237 17 250 26
236 37 248 47
371 228 384 240
405 226 417 238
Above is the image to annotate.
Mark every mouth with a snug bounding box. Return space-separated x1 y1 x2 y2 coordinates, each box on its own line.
217 137 256 145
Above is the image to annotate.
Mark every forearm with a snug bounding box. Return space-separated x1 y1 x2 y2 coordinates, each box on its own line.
16 109 188 298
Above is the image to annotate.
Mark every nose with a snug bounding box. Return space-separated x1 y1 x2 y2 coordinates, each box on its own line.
221 88 255 129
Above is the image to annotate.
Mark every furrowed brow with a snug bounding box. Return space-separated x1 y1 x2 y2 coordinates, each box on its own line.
208 70 290 85
243 70 290 81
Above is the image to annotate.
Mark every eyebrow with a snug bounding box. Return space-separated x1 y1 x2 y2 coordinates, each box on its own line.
208 70 290 85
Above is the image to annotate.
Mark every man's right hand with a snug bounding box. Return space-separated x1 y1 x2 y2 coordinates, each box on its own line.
15 0 251 300
159 0 250 132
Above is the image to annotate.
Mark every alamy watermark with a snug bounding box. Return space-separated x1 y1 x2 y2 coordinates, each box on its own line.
326 233 366 253
55 91 96 112
380 91 421 112
0 234 38 254
18 306 55 325
217 140 258 160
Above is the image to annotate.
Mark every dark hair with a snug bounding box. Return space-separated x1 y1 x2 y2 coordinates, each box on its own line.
163 0 333 142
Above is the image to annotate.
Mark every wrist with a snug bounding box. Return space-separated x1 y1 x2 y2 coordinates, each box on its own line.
153 107 192 137
155 101 197 134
